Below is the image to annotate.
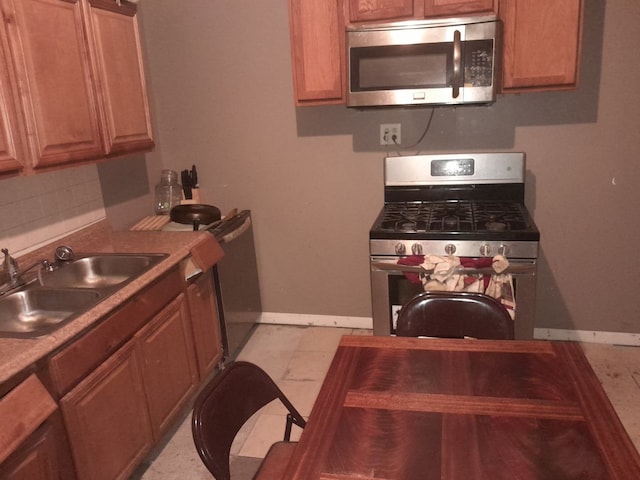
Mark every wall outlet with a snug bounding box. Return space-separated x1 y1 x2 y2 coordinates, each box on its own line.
380 123 401 145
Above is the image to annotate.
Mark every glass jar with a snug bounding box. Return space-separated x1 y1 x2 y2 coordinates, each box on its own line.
154 169 182 215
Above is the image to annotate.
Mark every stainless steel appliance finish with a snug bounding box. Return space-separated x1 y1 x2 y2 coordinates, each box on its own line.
370 153 539 339
347 16 501 107
208 210 262 360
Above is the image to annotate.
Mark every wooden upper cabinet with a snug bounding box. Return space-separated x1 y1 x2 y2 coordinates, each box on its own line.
83 0 154 156
500 0 583 92
0 0 153 177
348 0 415 23
424 0 496 17
348 0 495 23
1 0 105 170
289 0 344 105
0 31 23 176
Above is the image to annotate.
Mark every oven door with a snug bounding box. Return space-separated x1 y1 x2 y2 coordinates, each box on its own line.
370 256 537 339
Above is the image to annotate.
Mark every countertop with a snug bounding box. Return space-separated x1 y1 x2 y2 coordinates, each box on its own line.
0 219 223 389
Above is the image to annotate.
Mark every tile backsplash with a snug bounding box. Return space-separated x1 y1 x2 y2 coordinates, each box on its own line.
0 165 106 257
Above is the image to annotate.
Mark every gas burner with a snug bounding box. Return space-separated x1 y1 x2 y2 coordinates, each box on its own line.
486 221 508 232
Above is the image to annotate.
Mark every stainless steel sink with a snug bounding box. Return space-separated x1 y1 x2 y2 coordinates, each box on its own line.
40 254 167 290
0 253 167 338
0 288 101 337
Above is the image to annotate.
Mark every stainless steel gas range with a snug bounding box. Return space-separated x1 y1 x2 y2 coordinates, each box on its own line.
369 152 540 339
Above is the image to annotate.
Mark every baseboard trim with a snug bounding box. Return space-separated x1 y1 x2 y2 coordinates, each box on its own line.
534 328 640 346
259 312 372 330
260 314 640 346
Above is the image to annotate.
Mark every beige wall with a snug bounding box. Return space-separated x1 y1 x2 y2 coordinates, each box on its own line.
121 0 639 334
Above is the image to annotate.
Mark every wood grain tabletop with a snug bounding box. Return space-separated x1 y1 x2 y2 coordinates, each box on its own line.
281 335 640 480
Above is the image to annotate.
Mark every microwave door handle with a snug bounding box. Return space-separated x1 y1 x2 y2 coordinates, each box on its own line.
452 30 462 98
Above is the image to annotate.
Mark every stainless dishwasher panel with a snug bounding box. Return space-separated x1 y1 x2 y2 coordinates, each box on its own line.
210 210 261 360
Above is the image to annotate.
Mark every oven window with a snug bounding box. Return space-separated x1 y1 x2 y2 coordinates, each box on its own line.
351 43 453 91
386 271 523 334
388 274 424 333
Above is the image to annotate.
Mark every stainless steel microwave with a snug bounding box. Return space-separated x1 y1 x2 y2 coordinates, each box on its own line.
346 16 501 108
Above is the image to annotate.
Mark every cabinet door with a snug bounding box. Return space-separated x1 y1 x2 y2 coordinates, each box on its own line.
0 375 75 480
348 0 415 22
137 293 199 440
500 0 583 91
0 415 76 480
83 0 154 156
424 0 495 17
187 271 223 379
60 341 153 480
289 0 344 105
0 28 23 176
1 0 104 170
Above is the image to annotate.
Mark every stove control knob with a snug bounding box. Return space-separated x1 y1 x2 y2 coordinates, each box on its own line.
411 243 423 255
479 244 491 256
499 244 509 256
395 243 406 255
444 244 456 255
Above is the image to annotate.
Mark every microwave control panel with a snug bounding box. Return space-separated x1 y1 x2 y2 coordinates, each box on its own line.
464 40 494 87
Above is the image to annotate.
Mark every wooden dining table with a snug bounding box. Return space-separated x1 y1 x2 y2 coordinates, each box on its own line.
280 335 640 480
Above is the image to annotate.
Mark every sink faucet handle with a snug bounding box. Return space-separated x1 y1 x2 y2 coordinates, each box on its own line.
55 245 74 262
41 259 55 272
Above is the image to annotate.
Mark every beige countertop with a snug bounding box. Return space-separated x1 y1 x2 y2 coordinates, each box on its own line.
0 220 223 389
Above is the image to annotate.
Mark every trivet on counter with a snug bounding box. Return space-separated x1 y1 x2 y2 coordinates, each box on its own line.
130 215 170 231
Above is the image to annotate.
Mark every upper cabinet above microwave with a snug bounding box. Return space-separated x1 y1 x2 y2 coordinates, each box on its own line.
288 0 584 107
0 0 153 178
348 0 497 23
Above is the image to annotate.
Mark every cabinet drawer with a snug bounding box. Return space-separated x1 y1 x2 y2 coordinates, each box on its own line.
0 375 57 465
43 267 182 397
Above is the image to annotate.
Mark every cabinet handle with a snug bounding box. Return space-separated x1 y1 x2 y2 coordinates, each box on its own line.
452 30 461 99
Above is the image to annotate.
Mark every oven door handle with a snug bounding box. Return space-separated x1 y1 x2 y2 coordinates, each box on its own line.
371 261 536 276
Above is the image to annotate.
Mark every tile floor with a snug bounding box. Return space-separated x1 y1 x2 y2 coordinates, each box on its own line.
136 325 640 479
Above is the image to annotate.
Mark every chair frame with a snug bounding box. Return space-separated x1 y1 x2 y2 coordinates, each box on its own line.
192 361 306 479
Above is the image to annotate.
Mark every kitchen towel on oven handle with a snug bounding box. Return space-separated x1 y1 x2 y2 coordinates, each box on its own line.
396 254 516 318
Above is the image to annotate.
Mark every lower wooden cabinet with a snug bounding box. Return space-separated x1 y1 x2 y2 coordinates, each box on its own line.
2 261 224 480
137 293 199 439
0 413 75 480
0 375 75 480
187 270 223 379
60 294 198 480
60 341 153 480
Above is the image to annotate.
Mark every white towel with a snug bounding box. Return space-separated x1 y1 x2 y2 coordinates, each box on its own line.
419 254 516 319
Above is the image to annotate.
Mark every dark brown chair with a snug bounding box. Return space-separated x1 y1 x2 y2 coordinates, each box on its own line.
396 291 514 340
192 361 306 480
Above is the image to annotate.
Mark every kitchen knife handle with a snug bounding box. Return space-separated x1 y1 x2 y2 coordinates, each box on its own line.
191 165 198 187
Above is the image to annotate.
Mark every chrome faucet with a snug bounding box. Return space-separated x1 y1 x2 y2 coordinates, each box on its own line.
2 248 18 286
0 248 56 296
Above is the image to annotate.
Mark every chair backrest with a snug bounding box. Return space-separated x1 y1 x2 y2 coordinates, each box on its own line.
396 291 514 340
191 361 306 480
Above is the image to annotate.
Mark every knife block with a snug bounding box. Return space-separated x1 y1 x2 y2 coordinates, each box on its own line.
181 188 202 205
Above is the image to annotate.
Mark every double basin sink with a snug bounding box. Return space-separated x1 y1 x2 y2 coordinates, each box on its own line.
0 253 167 338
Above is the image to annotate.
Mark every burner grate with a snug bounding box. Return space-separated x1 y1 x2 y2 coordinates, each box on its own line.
377 201 531 233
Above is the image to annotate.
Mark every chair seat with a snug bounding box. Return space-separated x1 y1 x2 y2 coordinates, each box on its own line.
252 441 298 479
